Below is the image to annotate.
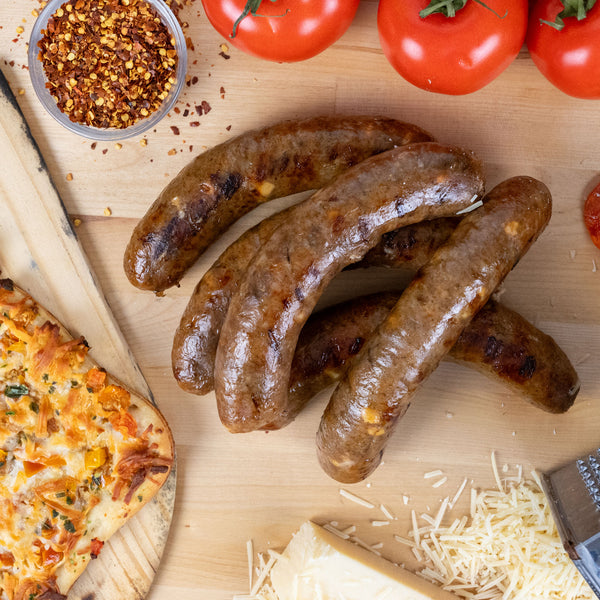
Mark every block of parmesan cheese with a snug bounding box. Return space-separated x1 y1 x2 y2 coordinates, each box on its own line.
269 521 458 600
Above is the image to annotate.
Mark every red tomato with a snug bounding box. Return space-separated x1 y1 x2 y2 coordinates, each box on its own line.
377 0 528 95
527 0 600 98
584 183 600 249
201 0 360 63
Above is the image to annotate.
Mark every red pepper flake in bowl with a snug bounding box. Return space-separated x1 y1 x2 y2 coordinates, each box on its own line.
36 0 179 129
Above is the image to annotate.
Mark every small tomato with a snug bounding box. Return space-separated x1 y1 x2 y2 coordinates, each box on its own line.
527 0 600 98
201 0 360 63
377 0 528 95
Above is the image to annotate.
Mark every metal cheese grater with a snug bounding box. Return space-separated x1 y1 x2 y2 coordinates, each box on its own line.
541 449 600 598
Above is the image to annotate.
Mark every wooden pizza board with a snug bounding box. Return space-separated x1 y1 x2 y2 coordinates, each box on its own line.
0 68 176 600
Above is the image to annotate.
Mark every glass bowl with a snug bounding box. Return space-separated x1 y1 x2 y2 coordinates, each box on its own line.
28 0 187 141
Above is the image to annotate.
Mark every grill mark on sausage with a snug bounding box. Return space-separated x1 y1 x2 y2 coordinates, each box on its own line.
485 335 502 359
519 355 537 379
210 172 243 201
146 219 188 263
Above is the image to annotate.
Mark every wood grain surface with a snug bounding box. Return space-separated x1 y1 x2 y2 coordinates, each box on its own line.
1 1 599 598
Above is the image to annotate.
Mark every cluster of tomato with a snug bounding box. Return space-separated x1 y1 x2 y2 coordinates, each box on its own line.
201 0 600 99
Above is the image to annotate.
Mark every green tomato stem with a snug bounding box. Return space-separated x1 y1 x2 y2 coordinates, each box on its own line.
419 0 506 19
230 0 289 38
540 0 597 30
420 0 467 18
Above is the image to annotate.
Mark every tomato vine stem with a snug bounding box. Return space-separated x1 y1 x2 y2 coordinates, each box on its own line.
540 0 596 30
231 0 290 38
420 0 507 19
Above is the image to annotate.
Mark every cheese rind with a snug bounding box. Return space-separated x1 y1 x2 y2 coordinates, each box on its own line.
270 521 457 600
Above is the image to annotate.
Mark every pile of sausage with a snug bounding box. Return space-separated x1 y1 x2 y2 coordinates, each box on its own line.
124 116 580 483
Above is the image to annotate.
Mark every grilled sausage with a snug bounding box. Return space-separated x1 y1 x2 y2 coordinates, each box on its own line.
172 211 460 396
316 176 552 483
214 142 485 433
289 293 579 418
124 116 434 292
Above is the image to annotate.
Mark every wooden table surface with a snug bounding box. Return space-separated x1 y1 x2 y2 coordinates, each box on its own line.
1 1 600 598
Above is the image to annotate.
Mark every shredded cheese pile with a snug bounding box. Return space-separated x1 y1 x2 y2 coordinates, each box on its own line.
236 454 594 600
401 465 594 600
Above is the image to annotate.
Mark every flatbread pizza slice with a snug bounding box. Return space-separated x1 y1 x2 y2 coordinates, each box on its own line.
0 278 174 600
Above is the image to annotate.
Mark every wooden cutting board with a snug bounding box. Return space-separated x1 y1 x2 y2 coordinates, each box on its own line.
0 69 176 600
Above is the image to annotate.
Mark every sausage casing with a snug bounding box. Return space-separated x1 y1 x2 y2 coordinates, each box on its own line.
124 116 434 292
214 142 485 433
316 176 552 483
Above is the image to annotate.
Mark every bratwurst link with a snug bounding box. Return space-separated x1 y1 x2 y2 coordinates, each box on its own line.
123 115 434 292
214 142 485 433
172 209 460 396
316 176 552 483
289 293 579 420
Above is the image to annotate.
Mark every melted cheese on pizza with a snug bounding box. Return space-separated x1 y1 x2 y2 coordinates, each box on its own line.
0 284 173 600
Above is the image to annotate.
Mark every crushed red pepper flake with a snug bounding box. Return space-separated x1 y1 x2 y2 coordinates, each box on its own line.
170 125 180 135
194 100 211 116
37 0 179 129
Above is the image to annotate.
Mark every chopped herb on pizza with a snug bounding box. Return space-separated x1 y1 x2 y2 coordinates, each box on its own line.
0 279 174 600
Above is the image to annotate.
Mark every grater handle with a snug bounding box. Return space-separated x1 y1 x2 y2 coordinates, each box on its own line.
574 538 600 599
